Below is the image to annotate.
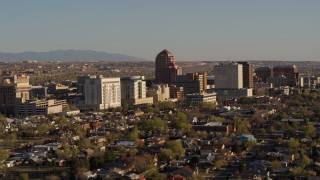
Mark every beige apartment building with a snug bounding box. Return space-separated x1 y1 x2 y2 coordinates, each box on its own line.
146 84 170 103
16 99 67 116
121 76 153 105
84 75 121 110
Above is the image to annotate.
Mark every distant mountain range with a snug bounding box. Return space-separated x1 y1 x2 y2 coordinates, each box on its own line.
0 50 146 62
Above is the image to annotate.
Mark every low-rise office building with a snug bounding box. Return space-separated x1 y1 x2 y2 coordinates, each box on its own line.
185 92 217 106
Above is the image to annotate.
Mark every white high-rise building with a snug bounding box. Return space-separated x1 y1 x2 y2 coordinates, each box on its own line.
214 62 243 89
84 75 121 110
121 76 153 105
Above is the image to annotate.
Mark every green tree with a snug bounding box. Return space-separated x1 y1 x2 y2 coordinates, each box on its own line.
56 145 79 160
55 115 69 128
130 154 154 173
145 169 166 180
124 127 139 140
209 116 225 122
71 158 90 173
170 111 191 134
234 117 250 135
0 149 9 162
19 173 29 180
301 155 313 168
138 117 168 134
37 123 52 136
304 123 316 137
159 148 174 162
214 159 226 170
89 156 105 170
4 133 17 148
164 140 185 159
291 166 305 176
159 101 176 111
288 138 300 153
104 150 116 161
0 114 6 123
199 102 216 112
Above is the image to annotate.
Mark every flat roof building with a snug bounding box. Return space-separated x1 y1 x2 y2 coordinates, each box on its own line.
84 75 121 110
121 76 153 105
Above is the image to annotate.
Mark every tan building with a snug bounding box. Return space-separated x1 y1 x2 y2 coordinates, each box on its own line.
15 99 67 116
185 92 217 106
84 75 121 110
146 84 170 103
121 76 153 105
0 75 31 115
237 62 253 88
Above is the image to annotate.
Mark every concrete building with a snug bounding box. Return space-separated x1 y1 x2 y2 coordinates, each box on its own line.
214 62 243 89
146 84 170 103
212 62 254 97
77 75 92 94
155 49 182 84
209 88 253 98
15 99 67 116
84 75 121 110
185 92 217 106
120 76 153 105
47 83 69 94
237 62 253 88
0 75 31 115
175 72 207 94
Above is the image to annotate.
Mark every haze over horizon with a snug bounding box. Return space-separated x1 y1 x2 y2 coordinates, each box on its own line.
1 1 320 61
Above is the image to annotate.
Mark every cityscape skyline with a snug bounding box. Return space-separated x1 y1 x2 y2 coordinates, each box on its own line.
1 1 320 61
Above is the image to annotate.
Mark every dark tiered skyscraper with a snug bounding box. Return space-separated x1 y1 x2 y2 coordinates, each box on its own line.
155 49 182 84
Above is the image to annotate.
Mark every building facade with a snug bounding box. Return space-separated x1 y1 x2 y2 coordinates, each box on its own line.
214 62 243 89
185 92 217 106
120 76 153 105
169 85 184 100
272 65 299 87
255 67 273 83
84 75 121 110
155 49 182 84
175 72 207 94
146 84 170 103
0 75 31 115
237 62 253 88
16 99 67 116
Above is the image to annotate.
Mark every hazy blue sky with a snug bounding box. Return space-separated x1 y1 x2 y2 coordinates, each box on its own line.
1 0 320 61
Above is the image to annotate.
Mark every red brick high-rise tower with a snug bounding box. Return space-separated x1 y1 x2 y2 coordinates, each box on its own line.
155 49 182 84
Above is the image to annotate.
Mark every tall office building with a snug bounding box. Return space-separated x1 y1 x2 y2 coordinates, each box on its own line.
155 49 182 84
214 62 243 89
255 67 273 82
237 62 253 88
77 75 92 94
175 72 207 94
84 75 121 110
272 65 299 87
0 75 31 115
120 76 153 105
